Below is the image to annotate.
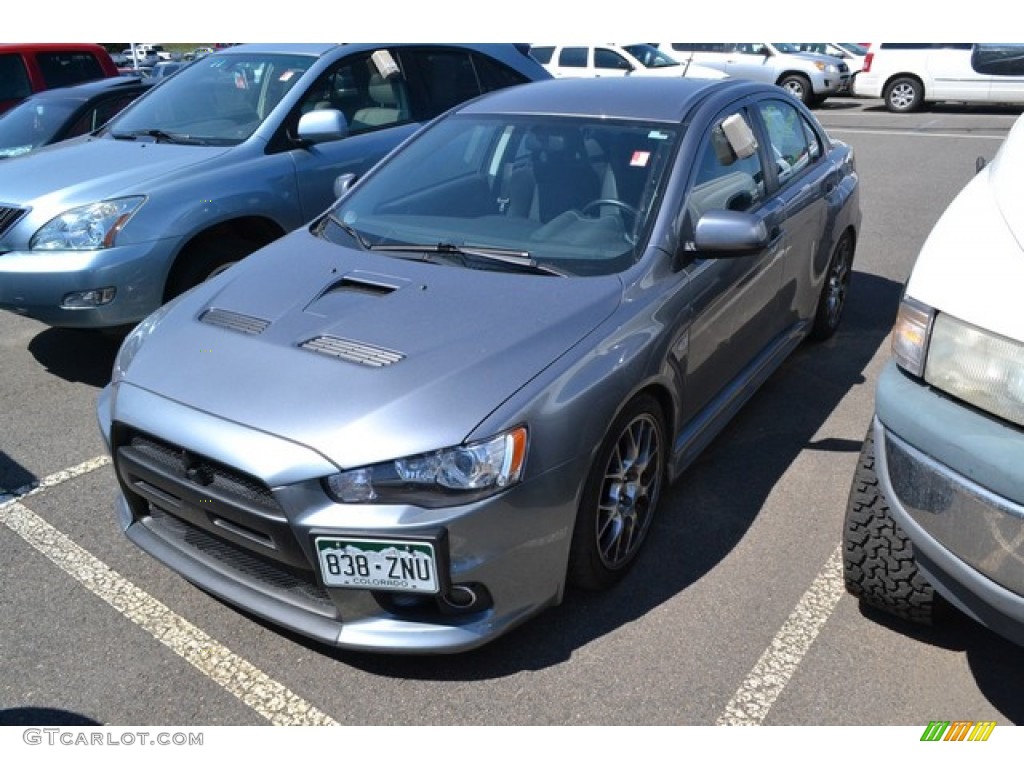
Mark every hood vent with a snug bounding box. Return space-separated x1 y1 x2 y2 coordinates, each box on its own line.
300 335 404 367
326 277 398 297
200 308 270 335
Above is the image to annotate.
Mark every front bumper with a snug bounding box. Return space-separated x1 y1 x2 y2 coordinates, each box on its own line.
98 383 581 654
875 361 1024 646
0 240 175 328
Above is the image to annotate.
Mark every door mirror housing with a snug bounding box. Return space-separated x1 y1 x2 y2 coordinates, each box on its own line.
297 108 350 145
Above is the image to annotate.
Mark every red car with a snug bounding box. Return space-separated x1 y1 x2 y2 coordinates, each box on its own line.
0 43 120 115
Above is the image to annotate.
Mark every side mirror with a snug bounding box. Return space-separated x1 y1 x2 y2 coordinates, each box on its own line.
297 108 350 145
333 172 357 199
692 209 771 256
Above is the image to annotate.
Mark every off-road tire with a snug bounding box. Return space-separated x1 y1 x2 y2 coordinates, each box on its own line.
843 426 937 624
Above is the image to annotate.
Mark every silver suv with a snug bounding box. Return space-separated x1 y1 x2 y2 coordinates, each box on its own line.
0 43 550 329
657 43 850 105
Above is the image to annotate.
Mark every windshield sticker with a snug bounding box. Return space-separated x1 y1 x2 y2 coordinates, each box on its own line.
279 70 299 81
630 151 651 167
648 130 670 140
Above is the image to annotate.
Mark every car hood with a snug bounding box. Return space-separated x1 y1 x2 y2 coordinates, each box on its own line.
907 117 1024 339
123 231 624 469
0 135 232 206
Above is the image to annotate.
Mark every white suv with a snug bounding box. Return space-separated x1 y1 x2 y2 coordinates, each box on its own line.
657 43 850 105
844 113 1024 647
529 44 727 80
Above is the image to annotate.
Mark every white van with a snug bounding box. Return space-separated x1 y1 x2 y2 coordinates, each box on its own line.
854 43 1024 112
843 113 1024 647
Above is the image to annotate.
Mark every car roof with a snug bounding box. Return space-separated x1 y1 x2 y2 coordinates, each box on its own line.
17 76 150 104
454 76 764 122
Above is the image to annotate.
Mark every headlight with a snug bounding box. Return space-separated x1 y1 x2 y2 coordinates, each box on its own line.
31 197 145 251
111 295 181 384
925 313 1024 426
325 426 528 507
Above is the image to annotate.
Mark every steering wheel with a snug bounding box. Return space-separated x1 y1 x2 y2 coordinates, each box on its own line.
581 198 640 222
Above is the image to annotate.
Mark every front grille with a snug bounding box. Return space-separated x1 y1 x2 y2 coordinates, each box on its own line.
0 206 27 239
300 335 404 367
114 427 313 573
145 507 336 617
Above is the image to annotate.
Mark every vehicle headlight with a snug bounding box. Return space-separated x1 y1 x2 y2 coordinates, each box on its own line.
325 426 528 507
31 197 145 250
110 295 180 384
925 313 1024 426
892 297 1024 426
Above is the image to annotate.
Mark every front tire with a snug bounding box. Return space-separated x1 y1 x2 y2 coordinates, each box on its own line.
568 395 666 591
778 74 813 105
883 76 924 113
165 237 259 300
843 426 937 624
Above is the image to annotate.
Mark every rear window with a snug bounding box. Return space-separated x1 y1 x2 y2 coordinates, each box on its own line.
972 44 1024 76
529 46 554 65
37 52 106 89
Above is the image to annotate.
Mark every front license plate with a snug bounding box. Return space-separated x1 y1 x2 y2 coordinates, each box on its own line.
315 537 439 593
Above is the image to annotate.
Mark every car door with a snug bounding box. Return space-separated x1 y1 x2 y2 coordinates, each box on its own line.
752 97 834 327
925 44 983 101
676 104 789 427
550 46 591 78
972 44 1024 104
722 44 776 84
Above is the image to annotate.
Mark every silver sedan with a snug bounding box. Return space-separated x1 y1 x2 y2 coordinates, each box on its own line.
98 77 861 653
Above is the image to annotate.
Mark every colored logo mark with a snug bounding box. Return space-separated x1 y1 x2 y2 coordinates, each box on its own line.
920 721 996 742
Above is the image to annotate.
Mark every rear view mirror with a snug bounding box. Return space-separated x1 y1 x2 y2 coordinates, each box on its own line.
721 113 758 160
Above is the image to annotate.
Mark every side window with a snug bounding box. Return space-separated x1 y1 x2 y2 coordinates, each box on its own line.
735 44 766 56
689 111 765 220
594 49 630 71
558 47 588 69
67 93 140 137
0 54 32 101
36 52 105 88
972 44 1024 76
401 49 481 119
529 46 554 65
299 49 410 134
470 52 532 91
758 100 820 186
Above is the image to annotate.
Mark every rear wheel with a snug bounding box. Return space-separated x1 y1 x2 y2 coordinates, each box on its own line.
883 76 924 113
809 231 854 341
843 426 937 624
568 395 666 591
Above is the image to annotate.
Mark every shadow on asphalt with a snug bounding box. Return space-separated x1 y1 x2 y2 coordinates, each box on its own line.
0 450 37 497
0 707 103 725
27 327 125 389
856 602 1024 724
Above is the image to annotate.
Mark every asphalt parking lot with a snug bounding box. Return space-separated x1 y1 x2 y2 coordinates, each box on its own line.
2 96 1024 729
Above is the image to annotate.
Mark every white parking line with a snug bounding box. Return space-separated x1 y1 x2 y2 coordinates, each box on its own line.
829 127 1007 140
0 458 339 726
716 544 845 726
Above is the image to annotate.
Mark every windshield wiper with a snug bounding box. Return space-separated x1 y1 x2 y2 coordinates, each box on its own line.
325 213 371 250
368 241 566 276
110 129 206 145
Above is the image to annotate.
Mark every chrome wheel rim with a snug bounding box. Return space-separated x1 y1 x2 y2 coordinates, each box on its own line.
890 83 915 110
824 240 852 329
595 414 662 570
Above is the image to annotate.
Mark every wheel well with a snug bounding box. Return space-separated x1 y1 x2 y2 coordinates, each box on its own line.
884 73 924 95
777 71 812 87
163 217 286 301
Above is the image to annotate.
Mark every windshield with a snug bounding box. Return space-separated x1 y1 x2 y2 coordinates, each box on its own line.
622 44 680 69
106 51 314 145
318 113 679 277
0 97 77 157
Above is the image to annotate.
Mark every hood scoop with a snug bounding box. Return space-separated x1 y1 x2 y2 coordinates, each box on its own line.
326 276 399 297
299 335 405 368
200 308 270 335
